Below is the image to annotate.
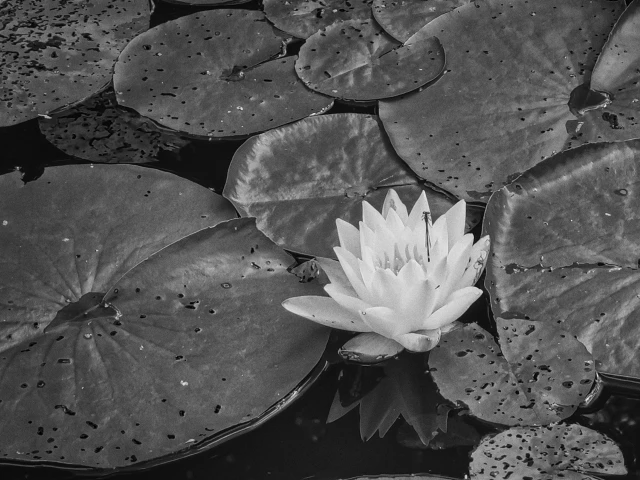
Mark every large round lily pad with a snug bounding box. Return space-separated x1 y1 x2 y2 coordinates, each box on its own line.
484 140 640 379
430 321 594 426
570 0 640 146
114 9 333 139
263 0 374 39
223 113 479 257
0 0 151 127
295 19 444 102
470 424 626 479
372 0 470 42
0 165 329 468
38 89 190 163
379 0 625 202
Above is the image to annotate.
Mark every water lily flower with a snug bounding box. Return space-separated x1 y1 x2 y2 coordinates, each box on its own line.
283 189 490 357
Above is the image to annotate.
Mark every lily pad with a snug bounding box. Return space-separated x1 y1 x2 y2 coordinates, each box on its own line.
484 140 640 378
429 321 595 426
113 9 333 139
570 0 640 146
263 0 374 39
0 0 151 127
38 89 190 163
223 113 479 257
295 19 444 102
379 0 626 202
470 424 626 479
372 0 470 42
0 165 329 468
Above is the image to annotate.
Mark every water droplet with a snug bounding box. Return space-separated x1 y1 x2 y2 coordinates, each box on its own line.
221 283 232 289
615 188 628 196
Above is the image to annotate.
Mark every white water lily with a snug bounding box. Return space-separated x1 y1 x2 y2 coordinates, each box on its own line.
283 189 490 354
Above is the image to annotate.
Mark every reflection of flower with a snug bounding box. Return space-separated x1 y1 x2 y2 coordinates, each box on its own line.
283 189 490 353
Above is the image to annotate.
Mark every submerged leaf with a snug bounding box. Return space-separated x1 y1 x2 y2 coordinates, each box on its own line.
39 89 189 163
379 0 625 201
430 322 594 426
224 113 478 257
114 9 332 139
470 424 626 479
0 167 329 468
484 140 640 378
0 0 151 126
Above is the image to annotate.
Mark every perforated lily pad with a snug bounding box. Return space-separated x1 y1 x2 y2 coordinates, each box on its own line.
571 0 640 146
263 0 374 39
223 113 479 257
114 9 333 139
379 0 625 202
372 0 470 42
295 19 444 102
0 0 151 127
0 165 329 468
429 321 595 426
470 424 626 479
39 89 190 163
484 140 640 379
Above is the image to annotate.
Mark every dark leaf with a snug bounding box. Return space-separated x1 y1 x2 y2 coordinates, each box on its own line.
430 321 595 426
379 0 625 201
0 0 151 126
114 10 332 139
295 19 444 102
263 0 374 39
0 166 329 468
372 0 470 42
223 113 479 257
484 140 640 377
470 424 626 479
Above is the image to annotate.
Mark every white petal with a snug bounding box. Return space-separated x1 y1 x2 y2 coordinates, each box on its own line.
362 201 387 233
407 191 431 229
358 255 375 290
325 283 371 315
370 268 405 311
373 224 398 267
437 234 474 307
385 207 406 237
429 215 449 258
382 189 409 223
459 235 491 288
359 306 407 338
422 286 482 330
393 328 441 352
282 296 371 332
335 246 375 304
359 221 377 256
316 257 353 292
396 261 439 329
336 218 361 258
444 200 467 251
